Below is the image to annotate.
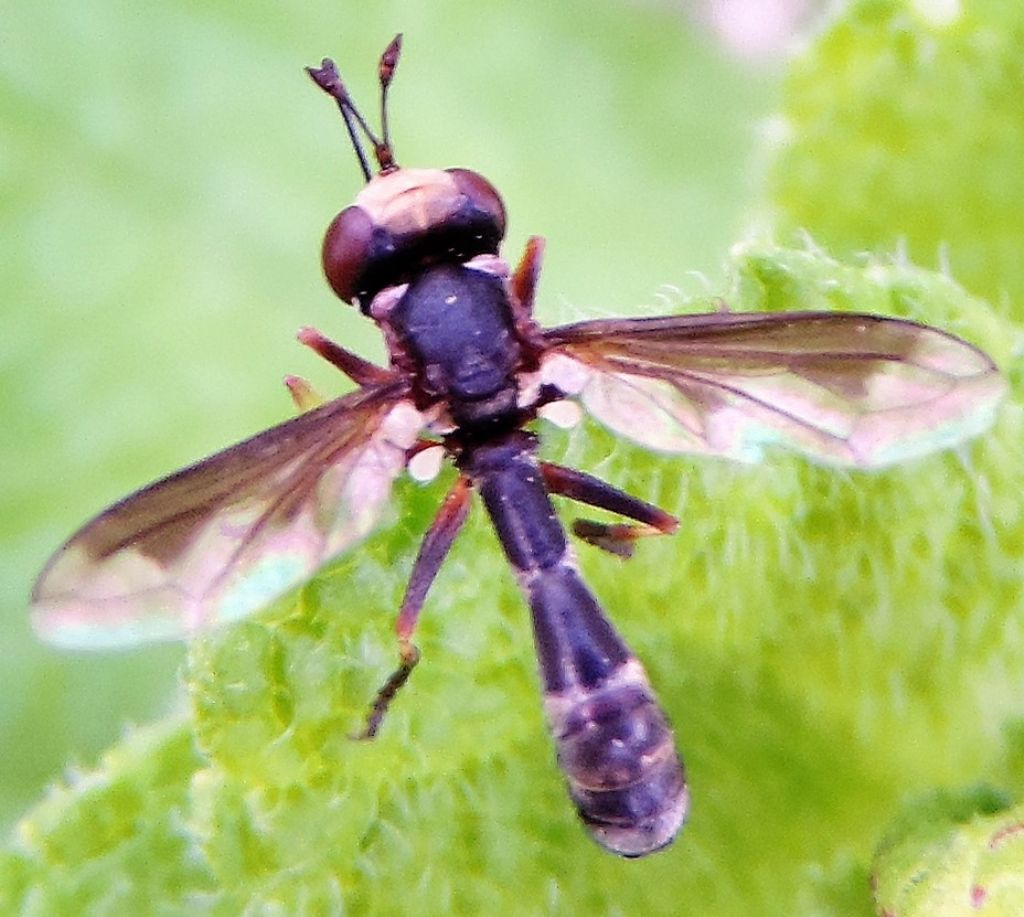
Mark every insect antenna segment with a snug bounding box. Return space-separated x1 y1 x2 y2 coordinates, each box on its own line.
306 34 403 180
377 34 402 156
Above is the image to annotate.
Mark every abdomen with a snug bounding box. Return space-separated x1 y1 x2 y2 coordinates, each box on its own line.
465 432 688 856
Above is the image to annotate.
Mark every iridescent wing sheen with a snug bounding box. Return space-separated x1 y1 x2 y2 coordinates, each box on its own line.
32 380 419 649
540 311 1006 467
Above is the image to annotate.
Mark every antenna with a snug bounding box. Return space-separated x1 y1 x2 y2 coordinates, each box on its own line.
378 34 402 157
306 35 403 182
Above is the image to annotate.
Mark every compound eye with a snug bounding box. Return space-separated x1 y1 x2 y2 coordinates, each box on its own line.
447 168 507 240
322 205 375 303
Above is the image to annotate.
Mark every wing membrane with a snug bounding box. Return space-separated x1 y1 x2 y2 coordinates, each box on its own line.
541 312 1006 466
32 380 417 648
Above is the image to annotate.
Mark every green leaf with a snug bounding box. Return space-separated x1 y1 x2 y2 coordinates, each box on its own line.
1 718 212 915
767 0 1024 316
6 238 1018 913
872 785 1024 915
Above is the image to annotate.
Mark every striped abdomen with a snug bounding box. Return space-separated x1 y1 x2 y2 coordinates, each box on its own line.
466 432 687 856
543 654 686 856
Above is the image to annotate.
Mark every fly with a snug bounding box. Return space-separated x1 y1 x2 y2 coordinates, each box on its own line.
31 36 1007 858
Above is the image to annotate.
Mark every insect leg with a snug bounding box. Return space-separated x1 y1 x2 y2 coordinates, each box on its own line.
297 326 396 387
355 474 473 739
539 462 678 559
510 235 545 316
283 375 325 412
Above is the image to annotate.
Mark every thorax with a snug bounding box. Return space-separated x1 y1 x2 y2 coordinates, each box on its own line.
380 261 525 428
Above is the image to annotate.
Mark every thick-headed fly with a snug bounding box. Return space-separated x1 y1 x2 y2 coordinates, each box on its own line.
31 36 1006 857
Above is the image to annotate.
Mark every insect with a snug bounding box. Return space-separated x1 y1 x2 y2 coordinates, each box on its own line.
31 36 1006 858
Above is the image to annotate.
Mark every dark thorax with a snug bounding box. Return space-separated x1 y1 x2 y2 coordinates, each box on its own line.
377 260 525 429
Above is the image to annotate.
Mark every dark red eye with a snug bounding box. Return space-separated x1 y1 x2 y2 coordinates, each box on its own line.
322 205 375 303
447 168 507 241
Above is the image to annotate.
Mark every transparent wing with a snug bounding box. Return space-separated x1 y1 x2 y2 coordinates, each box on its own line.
32 380 419 648
541 311 1006 467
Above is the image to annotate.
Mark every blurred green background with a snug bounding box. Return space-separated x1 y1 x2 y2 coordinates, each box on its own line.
2 0 773 839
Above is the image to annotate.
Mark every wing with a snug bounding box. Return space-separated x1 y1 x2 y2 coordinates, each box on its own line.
32 380 419 649
540 311 1006 467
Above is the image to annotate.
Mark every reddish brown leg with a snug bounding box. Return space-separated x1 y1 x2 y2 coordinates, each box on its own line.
568 521 663 560
540 462 678 560
508 236 549 358
511 235 545 315
297 326 396 387
355 475 473 739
